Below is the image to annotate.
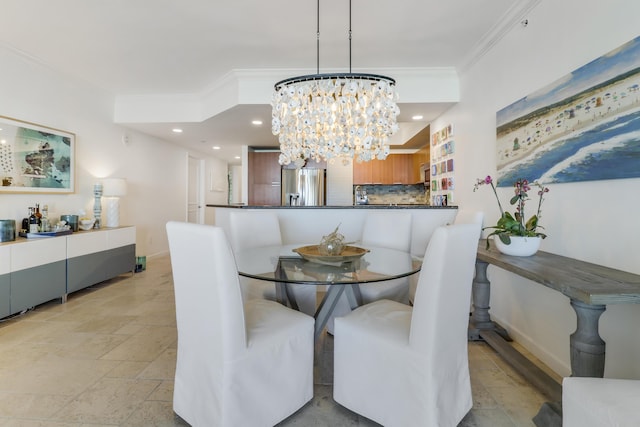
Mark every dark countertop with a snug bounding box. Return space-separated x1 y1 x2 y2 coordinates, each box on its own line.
207 204 457 209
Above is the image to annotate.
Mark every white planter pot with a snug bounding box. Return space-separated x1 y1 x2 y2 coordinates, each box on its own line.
494 235 541 256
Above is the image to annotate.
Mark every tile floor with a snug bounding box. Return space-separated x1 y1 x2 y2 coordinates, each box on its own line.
0 254 553 426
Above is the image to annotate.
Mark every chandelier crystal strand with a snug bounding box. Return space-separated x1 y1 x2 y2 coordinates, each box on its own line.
271 0 400 166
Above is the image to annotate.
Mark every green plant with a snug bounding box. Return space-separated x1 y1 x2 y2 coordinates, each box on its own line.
474 175 549 249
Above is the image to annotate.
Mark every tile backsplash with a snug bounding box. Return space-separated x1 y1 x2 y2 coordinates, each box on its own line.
354 184 429 205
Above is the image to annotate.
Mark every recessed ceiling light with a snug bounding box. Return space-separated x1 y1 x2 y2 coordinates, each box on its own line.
0 139 6 145
412 115 424 120
252 120 263 126
212 146 221 150
172 128 183 133
235 156 241 159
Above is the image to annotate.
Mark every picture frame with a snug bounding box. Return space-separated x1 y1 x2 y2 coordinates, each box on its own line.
496 35 640 186
447 158 454 172
0 115 75 193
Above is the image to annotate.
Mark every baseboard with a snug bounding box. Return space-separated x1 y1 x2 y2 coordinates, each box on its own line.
480 329 562 402
490 315 570 379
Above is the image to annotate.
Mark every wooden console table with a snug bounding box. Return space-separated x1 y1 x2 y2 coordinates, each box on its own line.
469 241 640 426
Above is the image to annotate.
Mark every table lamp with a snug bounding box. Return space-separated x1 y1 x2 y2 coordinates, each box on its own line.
102 178 127 227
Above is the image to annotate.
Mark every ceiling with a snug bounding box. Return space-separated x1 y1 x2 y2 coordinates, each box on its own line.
0 0 536 164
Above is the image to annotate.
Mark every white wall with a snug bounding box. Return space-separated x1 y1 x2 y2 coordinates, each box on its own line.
326 161 354 205
229 165 242 204
435 0 640 378
0 46 228 258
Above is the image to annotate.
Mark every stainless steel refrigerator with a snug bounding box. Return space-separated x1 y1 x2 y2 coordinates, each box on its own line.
281 168 326 206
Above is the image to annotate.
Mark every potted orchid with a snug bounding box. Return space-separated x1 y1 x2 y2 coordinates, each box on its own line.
474 175 550 254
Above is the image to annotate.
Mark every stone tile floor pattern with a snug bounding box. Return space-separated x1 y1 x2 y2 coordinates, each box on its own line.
0 254 552 426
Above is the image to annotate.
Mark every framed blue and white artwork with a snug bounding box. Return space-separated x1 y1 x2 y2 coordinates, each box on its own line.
496 35 640 187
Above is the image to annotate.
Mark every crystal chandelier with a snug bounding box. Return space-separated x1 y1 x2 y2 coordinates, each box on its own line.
271 0 400 166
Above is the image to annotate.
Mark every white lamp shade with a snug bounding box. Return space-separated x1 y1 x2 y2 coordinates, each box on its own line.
102 178 128 197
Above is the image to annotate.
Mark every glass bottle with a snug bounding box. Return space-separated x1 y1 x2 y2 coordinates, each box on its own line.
28 207 39 233
35 203 42 226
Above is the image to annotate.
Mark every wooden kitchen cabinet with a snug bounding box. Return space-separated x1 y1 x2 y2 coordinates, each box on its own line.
353 159 373 184
412 145 430 183
392 154 413 184
372 158 393 184
352 154 416 184
353 158 393 184
249 151 281 205
412 153 423 183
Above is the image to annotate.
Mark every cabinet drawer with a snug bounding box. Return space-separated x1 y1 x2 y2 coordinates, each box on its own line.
11 237 66 272
0 246 10 275
67 231 108 258
0 273 9 318
106 245 136 277
67 252 110 293
11 261 66 312
106 226 136 249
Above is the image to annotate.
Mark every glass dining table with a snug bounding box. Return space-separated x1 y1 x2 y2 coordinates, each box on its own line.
235 243 422 339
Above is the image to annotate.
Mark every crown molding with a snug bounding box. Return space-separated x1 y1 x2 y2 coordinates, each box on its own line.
458 0 542 74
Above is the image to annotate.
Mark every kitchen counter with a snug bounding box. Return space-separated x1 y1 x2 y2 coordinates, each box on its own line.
207 204 455 209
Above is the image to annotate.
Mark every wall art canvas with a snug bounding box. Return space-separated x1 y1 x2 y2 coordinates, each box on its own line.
430 123 455 205
496 36 640 187
0 116 75 193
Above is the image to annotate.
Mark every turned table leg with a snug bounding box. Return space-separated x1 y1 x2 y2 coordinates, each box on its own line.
469 260 510 340
472 261 492 327
569 299 606 377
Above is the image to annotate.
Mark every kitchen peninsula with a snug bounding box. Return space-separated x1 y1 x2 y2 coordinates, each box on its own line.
207 204 457 258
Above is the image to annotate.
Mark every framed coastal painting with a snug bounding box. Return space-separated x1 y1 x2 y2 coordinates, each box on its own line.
495 35 640 187
0 116 75 193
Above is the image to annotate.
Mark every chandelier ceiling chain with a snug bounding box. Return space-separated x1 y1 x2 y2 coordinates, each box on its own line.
316 0 320 75
271 0 400 166
349 0 352 73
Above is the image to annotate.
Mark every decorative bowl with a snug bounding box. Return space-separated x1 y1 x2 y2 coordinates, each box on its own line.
79 219 96 231
293 245 369 265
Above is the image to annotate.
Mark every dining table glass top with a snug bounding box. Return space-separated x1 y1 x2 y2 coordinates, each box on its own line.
235 243 422 285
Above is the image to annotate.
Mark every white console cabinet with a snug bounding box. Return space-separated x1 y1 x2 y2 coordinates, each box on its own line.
0 226 136 318
10 236 67 314
66 227 135 294
0 246 10 318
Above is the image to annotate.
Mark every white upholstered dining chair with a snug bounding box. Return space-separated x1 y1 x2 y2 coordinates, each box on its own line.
166 221 314 427
453 209 484 228
359 211 413 302
229 210 317 316
333 223 481 427
563 377 640 426
326 211 412 333
408 209 484 304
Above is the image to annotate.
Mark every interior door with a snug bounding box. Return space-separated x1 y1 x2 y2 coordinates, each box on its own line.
187 155 204 223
